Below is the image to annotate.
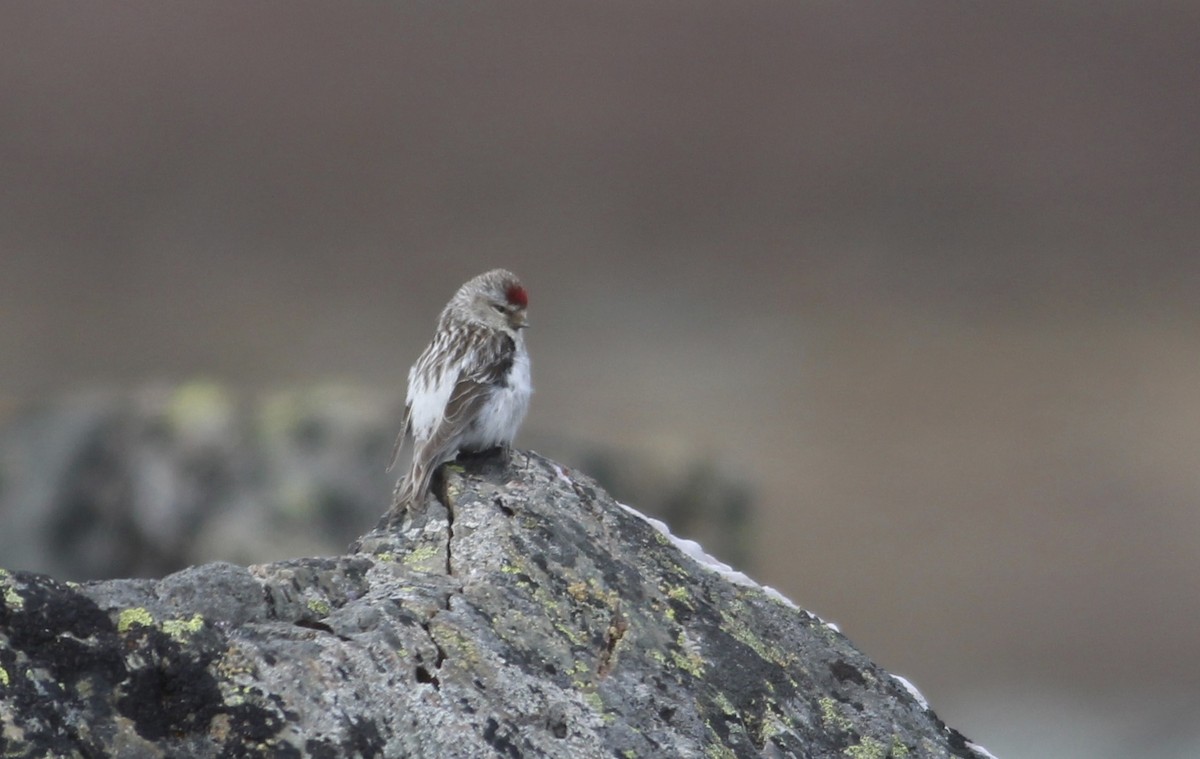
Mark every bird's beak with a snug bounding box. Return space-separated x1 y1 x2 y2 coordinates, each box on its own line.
513 311 529 329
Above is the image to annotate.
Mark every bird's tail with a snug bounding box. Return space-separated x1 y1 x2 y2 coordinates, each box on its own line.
391 459 435 513
386 403 414 474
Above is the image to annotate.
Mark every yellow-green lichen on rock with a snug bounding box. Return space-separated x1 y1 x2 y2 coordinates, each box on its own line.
588 578 620 610
566 580 589 602
757 703 790 743
671 629 706 677
2 581 24 611
819 696 854 733
666 585 691 605
554 620 587 647
843 736 888 759
704 742 737 759
162 614 205 641
498 553 599 653
712 690 737 716
216 644 259 682
401 544 441 570
429 625 481 672
568 659 592 692
583 689 605 714
117 607 155 634
719 606 795 668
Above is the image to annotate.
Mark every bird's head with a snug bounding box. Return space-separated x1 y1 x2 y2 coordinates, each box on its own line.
456 269 529 333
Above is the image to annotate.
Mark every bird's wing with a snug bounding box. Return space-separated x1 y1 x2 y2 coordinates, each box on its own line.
424 332 515 459
403 331 516 502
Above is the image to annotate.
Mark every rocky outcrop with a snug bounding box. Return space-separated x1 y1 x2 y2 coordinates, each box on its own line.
0 450 993 758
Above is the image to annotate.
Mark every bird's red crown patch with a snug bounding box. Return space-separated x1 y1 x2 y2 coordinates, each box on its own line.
506 283 528 308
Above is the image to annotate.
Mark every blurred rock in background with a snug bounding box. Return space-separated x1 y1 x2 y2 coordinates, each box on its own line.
0 383 754 581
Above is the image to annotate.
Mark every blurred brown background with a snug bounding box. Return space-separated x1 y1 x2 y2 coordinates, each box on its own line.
2 3 1199 757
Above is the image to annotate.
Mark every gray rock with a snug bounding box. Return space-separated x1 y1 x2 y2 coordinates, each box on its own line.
0 451 991 758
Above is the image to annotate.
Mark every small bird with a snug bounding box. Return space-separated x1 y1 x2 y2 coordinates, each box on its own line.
388 269 532 509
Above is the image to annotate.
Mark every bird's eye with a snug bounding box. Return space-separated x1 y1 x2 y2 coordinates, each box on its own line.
492 304 507 314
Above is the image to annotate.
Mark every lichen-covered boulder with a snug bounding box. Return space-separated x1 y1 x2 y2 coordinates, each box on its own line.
0 451 994 758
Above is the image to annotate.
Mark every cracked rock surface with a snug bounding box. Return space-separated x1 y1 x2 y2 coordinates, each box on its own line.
1 451 989 758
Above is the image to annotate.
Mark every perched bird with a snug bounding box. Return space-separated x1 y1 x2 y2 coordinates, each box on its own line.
388 269 532 509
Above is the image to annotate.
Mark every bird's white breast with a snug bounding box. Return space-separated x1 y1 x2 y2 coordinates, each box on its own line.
463 345 531 450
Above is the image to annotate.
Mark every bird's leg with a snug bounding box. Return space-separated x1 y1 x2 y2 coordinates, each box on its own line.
499 443 530 473
499 442 512 466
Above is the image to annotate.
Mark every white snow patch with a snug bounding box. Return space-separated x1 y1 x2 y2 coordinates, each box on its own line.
551 463 574 487
761 585 799 609
616 501 799 610
891 674 929 710
965 741 999 759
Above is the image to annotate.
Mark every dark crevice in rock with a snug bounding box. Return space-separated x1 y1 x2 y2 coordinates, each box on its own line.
415 618 447 690
829 658 869 687
416 609 450 693
442 484 455 578
433 636 447 669
293 619 340 638
482 716 523 759
493 496 514 517
414 664 439 688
